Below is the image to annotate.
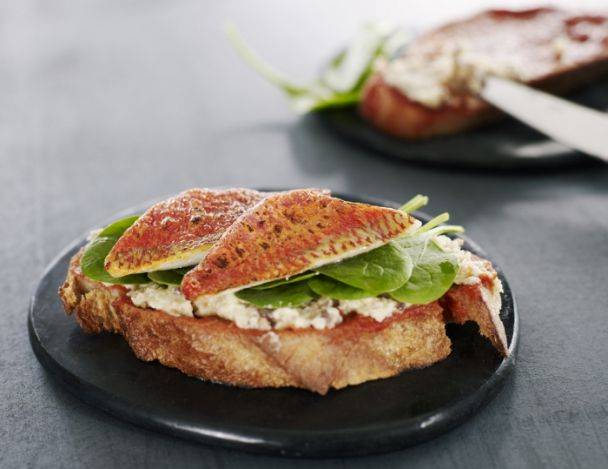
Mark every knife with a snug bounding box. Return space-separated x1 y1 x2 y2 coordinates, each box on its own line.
480 76 608 162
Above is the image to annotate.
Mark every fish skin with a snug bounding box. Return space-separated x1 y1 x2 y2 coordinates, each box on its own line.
105 188 266 277
181 189 419 300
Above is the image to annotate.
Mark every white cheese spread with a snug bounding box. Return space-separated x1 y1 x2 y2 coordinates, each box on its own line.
268 298 343 330
378 44 524 108
339 297 403 322
193 293 401 331
195 292 271 330
378 55 455 108
434 235 500 288
128 284 194 317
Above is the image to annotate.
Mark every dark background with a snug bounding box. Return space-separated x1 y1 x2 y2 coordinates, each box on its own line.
1 0 607 467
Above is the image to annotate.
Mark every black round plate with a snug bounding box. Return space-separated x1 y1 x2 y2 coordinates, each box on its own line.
317 82 608 170
29 194 518 457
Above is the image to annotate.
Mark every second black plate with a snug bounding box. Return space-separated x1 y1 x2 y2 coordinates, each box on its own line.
318 82 608 170
29 193 518 457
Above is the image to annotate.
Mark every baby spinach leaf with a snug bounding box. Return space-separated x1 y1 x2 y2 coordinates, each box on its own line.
147 269 189 286
251 271 319 290
225 22 409 113
295 91 360 113
236 281 318 308
81 215 149 285
97 215 140 237
308 276 375 300
315 242 413 293
390 237 458 304
320 23 389 93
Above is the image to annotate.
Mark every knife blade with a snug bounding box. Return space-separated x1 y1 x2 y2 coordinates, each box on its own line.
480 76 608 162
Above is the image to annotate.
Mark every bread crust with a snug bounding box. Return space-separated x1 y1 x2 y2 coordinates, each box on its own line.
59 251 507 394
360 74 497 139
59 254 123 334
443 282 508 356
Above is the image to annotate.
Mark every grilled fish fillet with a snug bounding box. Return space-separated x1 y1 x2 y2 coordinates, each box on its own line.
105 188 266 277
182 189 418 300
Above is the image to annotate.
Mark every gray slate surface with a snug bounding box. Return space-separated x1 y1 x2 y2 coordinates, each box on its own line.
1 1 607 467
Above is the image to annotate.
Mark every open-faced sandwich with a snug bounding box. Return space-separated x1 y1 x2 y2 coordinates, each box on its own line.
60 188 508 394
229 7 608 139
361 8 608 139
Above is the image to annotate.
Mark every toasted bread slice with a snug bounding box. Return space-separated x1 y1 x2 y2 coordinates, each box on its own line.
360 8 608 139
60 251 508 394
182 189 419 300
